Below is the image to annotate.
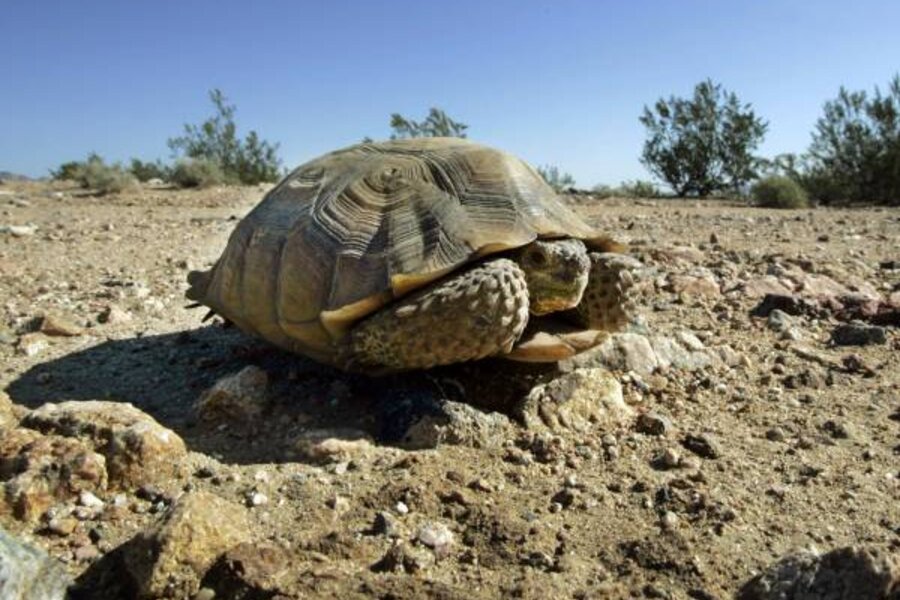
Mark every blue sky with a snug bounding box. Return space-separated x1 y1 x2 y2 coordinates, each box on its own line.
2 0 899 186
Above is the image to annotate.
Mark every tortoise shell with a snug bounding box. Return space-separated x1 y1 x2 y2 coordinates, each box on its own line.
187 137 611 365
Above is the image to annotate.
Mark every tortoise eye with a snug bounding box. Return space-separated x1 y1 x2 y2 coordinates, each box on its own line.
526 248 547 267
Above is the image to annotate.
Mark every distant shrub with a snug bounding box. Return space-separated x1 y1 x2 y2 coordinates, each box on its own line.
619 179 660 198
50 160 84 181
591 184 615 198
130 159 170 182
170 158 225 188
751 176 810 209
75 155 137 194
537 165 576 192
168 89 282 185
389 108 468 139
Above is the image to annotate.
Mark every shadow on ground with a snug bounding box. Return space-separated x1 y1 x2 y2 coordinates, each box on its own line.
6 325 558 464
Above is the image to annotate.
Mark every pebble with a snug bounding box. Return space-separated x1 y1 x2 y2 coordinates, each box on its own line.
373 511 400 537
659 447 681 469
660 511 679 530
328 496 350 512
78 491 104 508
417 522 454 552
831 323 887 346
248 492 269 507
16 333 48 356
766 309 793 332
47 517 78 536
394 501 409 515
682 433 720 459
765 427 786 442
636 412 672 436
39 313 84 337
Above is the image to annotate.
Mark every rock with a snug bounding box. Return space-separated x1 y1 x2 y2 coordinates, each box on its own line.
202 542 293 600
831 323 887 346
0 224 37 237
15 333 48 357
652 245 705 264
681 433 721 459
415 522 454 559
0 428 108 521
668 272 721 297
0 392 18 429
124 491 251 599
373 511 401 537
22 400 187 489
741 277 796 299
195 366 269 422
39 314 84 337
401 400 512 450
293 428 375 463
752 294 819 318
650 333 715 371
635 412 672 436
766 309 794 332
98 305 131 325
0 528 72 600
517 368 633 434
737 546 900 600
373 541 435 573
574 333 658 375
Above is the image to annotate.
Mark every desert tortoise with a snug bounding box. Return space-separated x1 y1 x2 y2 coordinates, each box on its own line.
186 138 639 372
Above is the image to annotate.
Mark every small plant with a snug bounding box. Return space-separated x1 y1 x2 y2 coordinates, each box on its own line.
168 89 282 185
170 157 225 188
537 165 576 192
129 159 170 182
751 176 810 209
618 179 660 198
50 160 84 181
389 108 468 139
72 154 137 194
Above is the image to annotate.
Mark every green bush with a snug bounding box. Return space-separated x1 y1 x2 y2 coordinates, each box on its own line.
640 79 768 197
389 108 468 139
77 155 137 194
130 159 170 182
170 158 225 188
537 165 576 192
619 179 660 198
168 89 282 185
50 160 84 181
752 176 810 209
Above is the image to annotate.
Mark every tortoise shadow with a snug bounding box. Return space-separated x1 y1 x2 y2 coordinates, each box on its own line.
5 325 559 465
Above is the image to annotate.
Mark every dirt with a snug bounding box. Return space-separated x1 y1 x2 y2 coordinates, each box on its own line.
1 180 899 598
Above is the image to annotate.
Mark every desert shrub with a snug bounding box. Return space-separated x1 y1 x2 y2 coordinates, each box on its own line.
76 155 137 194
389 108 468 139
50 160 85 181
804 75 900 205
169 158 225 188
168 89 282 185
640 79 768 197
618 179 660 198
751 176 810 209
129 159 170 182
592 184 615 198
537 165 576 191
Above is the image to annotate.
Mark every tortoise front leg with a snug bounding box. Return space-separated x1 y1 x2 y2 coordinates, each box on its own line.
342 258 530 372
567 252 641 332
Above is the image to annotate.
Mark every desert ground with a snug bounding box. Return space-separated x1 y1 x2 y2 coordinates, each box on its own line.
1 180 898 599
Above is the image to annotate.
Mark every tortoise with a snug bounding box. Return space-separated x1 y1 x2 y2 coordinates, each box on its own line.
186 138 639 373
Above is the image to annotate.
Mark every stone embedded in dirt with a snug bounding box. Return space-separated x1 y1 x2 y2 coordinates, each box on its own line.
97 304 132 325
416 522 454 558
651 245 705 264
831 323 887 346
668 271 721 297
635 411 672 436
194 365 269 423
766 309 794 332
572 331 718 375
0 527 72 600
400 400 512 450
201 541 293 600
15 333 48 357
752 294 819 318
21 400 187 489
372 511 401 538
0 224 37 237
681 433 721 459
517 368 633 434
741 277 796 299
123 491 251 599
0 392 19 429
737 546 900 600
293 428 375 463
38 313 84 337
372 541 435 574
0 428 108 521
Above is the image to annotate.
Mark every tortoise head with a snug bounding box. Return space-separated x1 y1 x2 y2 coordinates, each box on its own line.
514 238 589 315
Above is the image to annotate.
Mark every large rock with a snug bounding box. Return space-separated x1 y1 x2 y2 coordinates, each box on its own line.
517 368 633 433
0 527 72 600
201 542 294 599
194 366 269 423
0 428 107 521
124 491 251 599
401 400 512 450
22 400 186 489
568 332 715 376
737 546 899 600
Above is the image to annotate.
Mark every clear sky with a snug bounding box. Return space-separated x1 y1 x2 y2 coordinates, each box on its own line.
2 0 899 187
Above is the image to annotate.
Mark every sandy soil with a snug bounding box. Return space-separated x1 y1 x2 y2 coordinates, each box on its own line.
1 180 898 598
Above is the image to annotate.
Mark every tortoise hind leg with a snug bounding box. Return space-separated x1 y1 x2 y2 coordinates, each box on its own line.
342 258 530 372
567 252 641 332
